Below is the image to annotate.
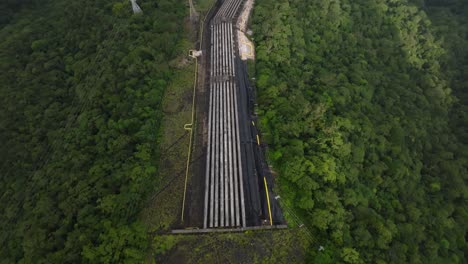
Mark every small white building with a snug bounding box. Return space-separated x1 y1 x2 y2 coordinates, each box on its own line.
130 0 143 14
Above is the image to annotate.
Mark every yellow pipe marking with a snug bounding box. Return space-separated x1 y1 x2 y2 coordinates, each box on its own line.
181 59 196 222
181 2 215 222
263 177 273 226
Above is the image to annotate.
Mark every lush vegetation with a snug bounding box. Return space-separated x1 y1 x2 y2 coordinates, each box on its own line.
0 0 32 26
418 0 468 146
252 0 467 263
0 0 188 262
152 229 310 263
2 0 467 262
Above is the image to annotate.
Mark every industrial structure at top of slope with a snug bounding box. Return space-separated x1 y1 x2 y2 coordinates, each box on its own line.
129 0 142 14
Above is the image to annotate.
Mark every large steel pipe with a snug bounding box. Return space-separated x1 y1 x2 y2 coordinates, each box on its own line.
204 0 247 228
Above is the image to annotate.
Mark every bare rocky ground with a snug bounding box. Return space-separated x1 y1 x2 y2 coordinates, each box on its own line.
237 0 255 60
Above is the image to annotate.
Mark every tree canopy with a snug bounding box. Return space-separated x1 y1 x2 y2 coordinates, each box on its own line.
0 0 187 262
252 0 467 262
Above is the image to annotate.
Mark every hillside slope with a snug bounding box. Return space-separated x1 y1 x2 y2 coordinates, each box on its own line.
0 0 187 262
252 0 467 262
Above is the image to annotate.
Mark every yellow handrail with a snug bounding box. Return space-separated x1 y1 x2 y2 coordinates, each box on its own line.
263 177 273 225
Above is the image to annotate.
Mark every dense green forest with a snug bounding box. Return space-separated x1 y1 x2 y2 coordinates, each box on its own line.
0 0 187 262
418 0 468 145
252 0 467 263
2 0 467 262
0 0 32 26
